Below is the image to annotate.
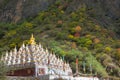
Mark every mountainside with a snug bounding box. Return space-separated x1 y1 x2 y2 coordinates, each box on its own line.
0 0 120 37
0 0 120 79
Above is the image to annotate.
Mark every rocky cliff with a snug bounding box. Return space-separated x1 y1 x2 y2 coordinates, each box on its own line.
0 0 55 23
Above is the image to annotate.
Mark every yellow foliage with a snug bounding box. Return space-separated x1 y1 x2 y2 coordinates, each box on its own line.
85 34 92 38
25 22 33 28
105 47 112 52
60 10 64 14
68 34 74 39
23 40 29 44
10 43 16 48
6 30 16 37
86 40 92 45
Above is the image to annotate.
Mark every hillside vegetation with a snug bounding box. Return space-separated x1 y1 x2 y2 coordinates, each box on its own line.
0 0 120 79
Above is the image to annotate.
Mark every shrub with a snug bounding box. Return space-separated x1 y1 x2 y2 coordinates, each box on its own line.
24 22 33 28
70 12 79 21
68 34 74 40
0 61 7 80
94 43 103 48
93 38 100 44
104 47 112 53
56 32 67 40
5 30 16 38
68 21 78 28
85 52 108 77
77 37 92 48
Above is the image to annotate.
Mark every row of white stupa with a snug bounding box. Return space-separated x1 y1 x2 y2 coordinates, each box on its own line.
1 34 72 76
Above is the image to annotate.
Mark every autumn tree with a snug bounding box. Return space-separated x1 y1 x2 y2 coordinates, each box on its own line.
71 42 77 49
115 48 120 61
75 26 82 32
74 26 82 38
104 46 112 53
93 38 100 44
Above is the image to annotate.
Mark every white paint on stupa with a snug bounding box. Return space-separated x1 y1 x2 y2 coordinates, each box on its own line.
1 34 72 77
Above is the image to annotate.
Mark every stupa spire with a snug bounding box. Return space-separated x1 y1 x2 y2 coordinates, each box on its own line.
14 46 17 54
29 34 36 45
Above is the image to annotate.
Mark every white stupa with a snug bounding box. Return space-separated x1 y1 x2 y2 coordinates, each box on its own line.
1 34 73 79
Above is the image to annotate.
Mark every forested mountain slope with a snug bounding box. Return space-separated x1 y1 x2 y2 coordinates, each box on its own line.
0 0 120 79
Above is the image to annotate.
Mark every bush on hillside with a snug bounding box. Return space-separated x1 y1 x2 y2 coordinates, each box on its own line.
0 61 7 80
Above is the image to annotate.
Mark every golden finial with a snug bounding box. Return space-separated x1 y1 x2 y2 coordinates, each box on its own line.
29 34 36 45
